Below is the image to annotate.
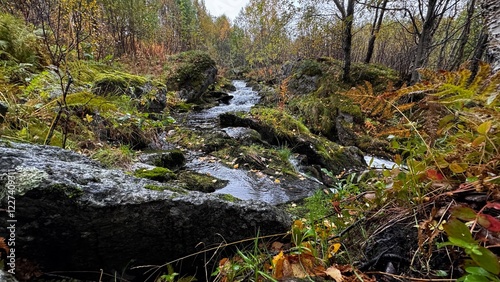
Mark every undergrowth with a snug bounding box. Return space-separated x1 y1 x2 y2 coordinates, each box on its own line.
206 64 500 282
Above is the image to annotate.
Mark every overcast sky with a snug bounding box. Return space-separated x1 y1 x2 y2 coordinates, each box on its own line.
204 0 249 21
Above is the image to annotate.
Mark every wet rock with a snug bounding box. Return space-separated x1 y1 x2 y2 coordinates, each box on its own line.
203 91 233 105
202 131 235 153
137 150 186 171
0 140 292 279
178 171 228 192
335 111 358 146
223 127 265 146
219 112 366 175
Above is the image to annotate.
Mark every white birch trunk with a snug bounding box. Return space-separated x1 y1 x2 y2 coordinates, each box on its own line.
482 0 500 72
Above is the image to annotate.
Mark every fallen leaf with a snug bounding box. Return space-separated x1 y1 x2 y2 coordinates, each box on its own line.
329 243 341 257
272 251 285 279
233 163 239 169
274 178 281 184
271 241 284 251
426 169 444 180
477 213 500 232
486 202 500 210
324 266 343 282
291 263 309 278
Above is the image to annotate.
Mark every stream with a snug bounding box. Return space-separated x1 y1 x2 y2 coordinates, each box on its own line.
184 80 322 205
181 80 397 205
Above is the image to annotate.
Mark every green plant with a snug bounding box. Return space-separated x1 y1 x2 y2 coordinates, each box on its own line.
92 145 134 168
437 218 500 281
212 233 277 282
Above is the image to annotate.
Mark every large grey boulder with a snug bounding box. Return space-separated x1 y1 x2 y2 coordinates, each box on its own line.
0 140 291 279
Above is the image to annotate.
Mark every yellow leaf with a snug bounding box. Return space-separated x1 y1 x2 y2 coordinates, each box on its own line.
84 114 93 123
472 135 486 147
272 251 285 279
329 243 341 258
449 162 467 173
274 178 281 184
233 163 239 169
477 120 492 135
324 266 343 282
435 157 449 169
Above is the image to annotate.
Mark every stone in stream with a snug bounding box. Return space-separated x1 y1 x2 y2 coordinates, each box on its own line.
0 140 291 280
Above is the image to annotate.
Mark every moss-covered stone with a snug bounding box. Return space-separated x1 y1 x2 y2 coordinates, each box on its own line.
143 184 188 194
213 144 297 177
92 71 148 97
178 171 228 193
141 150 186 171
217 193 242 203
134 167 175 182
164 50 217 103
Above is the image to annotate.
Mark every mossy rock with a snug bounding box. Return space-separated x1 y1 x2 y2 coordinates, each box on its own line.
143 184 188 194
350 63 400 91
178 171 228 193
139 150 186 171
164 50 217 103
217 193 242 203
134 167 176 182
92 71 148 97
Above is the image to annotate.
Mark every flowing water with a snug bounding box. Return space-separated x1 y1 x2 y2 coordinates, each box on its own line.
182 81 398 205
184 80 321 205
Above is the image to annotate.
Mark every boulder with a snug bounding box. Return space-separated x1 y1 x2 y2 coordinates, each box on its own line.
0 140 291 280
166 51 218 103
219 112 366 176
137 150 186 171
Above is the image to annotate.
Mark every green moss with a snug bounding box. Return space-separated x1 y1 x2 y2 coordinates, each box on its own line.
50 183 84 199
165 50 216 91
65 91 119 112
294 59 323 77
250 107 310 137
350 63 399 91
178 171 227 193
143 184 188 194
92 71 148 97
218 193 242 203
134 167 175 182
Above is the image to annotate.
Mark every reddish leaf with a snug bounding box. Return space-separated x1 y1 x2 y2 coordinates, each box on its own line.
486 202 500 210
426 169 444 180
477 214 500 232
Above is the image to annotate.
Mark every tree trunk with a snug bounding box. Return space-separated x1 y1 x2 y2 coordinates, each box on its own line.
342 0 355 82
450 0 476 70
365 0 388 64
410 0 443 84
481 0 500 72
